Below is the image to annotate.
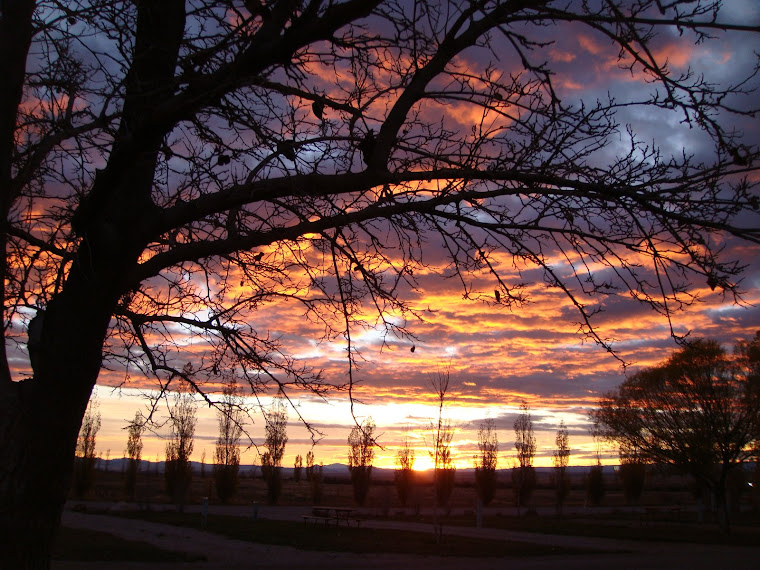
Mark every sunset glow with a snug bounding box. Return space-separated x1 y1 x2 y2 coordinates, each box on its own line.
9 1 760 473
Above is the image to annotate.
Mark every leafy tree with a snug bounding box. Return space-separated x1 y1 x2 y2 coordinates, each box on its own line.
395 429 416 508
2 1 759 564
348 418 376 506
592 336 760 531
552 420 571 515
213 378 245 503
618 441 647 506
474 418 498 507
293 454 303 483
261 395 288 504
124 411 144 500
72 398 101 498
512 401 536 511
164 384 197 512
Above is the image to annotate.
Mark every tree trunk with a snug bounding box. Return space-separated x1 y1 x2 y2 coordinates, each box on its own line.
1 204 138 567
714 477 731 534
0 270 118 567
0 2 186 566
0 381 90 568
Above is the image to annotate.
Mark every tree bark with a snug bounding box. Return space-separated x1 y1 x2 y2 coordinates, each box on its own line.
0 0 36 386
0 2 187 564
0 282 113 568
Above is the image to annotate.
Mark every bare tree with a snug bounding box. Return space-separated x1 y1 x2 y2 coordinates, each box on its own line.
73 397 101 498
592 335 760 532
213 377 244 503
474 418 498 507
165 383 197 512
512 401 536 512
124 411 144 500
261 394 288 504
2 1 760 564
552 420 571 515
395 427 416 508
348 417 376 506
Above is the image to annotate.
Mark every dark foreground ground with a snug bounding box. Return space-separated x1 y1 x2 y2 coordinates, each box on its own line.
55 502 760 570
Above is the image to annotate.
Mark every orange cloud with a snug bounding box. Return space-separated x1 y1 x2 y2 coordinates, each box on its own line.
577 34 606 56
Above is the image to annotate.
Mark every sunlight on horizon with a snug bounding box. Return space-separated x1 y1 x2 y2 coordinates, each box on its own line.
90 385 613 469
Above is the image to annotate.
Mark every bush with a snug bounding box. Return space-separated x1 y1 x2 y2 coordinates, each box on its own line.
435 467 456 508
394 467 415 507
512 465 536 510
261 453 282 505
124 458 139 500
213 463 239 503
475 466 497 507
72 455 98 498
619 462 646 505
586 465 605 506
553 470 571 513
164 457 192 509
308 466 323 505
350 465 372 506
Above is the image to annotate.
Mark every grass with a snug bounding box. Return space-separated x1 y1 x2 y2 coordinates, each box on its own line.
114 510 603 558
53 525 206 562
380 511 760 547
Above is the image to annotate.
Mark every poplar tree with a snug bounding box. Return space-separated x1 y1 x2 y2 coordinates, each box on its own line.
348 418 376 506
213 378 244 503
165 384 197 512
124 411 144 500
552 420 570 515
474 418 498 507
73 398 101 498
261 395 288 504
512 401 536 511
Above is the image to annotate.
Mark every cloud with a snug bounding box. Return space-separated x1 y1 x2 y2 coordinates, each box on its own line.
78 6 760 470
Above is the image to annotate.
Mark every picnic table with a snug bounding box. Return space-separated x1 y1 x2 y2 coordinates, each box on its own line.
302 506 362 527
640 506 683 526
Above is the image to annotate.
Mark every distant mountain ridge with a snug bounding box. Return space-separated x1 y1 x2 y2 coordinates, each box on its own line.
96 458 619 481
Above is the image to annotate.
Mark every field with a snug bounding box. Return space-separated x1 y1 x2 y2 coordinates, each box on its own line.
75 463 759 515
57 465 760 564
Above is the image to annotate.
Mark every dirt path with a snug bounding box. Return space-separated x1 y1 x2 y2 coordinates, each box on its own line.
56 506 760 570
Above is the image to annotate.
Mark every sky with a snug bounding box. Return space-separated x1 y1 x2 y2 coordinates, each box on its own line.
23 2 760 472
